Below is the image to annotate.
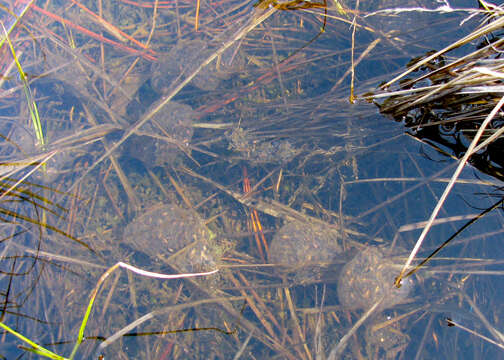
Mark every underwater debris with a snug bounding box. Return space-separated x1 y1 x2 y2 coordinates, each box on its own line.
226 126 301 164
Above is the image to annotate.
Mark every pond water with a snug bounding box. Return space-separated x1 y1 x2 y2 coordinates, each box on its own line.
0 0 503 359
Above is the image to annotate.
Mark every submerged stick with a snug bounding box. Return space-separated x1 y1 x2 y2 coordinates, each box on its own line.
327 297 384 360
446 318 504 351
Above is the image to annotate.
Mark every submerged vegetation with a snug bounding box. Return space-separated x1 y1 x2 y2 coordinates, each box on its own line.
0 0 503 359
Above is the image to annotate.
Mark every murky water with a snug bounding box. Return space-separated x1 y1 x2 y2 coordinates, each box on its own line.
0 0 502 359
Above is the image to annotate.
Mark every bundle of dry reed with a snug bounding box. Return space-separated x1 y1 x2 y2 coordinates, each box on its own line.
368 2 504 181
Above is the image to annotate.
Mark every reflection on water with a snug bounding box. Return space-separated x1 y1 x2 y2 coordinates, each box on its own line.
0 0 502 359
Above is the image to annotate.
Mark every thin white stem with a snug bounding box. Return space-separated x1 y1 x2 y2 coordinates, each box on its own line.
118 261 218 279
395 95 504 286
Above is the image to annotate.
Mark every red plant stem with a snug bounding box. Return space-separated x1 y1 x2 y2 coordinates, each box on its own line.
68 0 155 53
242 167 268 262
31 4 157 61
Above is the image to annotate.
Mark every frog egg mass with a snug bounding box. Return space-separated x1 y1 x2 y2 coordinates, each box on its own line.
337 246 413 310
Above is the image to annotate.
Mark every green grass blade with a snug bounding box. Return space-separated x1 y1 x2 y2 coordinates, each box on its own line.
0 322 68 359
1 22 45 147
69 263 120 359
0 0 34 50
